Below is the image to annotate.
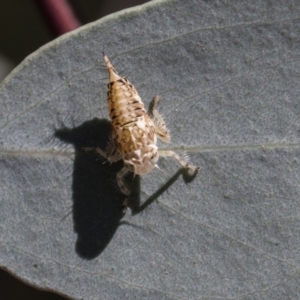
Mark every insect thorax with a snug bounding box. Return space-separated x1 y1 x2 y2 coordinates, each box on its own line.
112 116 158 175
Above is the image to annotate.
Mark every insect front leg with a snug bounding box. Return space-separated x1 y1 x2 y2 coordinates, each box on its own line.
158 150 199 173
83 138 122 163
116 165 132 196
104 140 123 163
149 96 171 143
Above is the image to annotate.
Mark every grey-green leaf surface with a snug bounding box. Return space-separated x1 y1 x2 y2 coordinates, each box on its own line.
1 0 300 299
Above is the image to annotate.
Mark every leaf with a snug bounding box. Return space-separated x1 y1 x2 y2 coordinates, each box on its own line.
1 0 300 299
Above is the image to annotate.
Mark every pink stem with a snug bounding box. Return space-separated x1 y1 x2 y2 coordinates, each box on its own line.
35 0 81 36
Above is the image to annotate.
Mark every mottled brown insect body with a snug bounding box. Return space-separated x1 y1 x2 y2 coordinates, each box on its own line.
85 54 199 200
104 55 159 176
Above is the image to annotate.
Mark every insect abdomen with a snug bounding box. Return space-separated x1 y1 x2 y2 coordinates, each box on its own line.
104 55 147 128
107 80 146 127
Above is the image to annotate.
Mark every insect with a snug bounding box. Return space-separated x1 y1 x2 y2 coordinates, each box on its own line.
85 54 199 202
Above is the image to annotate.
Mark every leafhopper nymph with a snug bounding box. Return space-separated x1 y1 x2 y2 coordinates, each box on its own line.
85 54 199 202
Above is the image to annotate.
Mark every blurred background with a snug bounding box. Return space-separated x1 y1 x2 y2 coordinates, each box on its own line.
0 0 149 299
0 0 150 82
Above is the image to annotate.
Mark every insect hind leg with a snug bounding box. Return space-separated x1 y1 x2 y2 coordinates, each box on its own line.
149 96 171 143
83 139 122 163
158 150 199 173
